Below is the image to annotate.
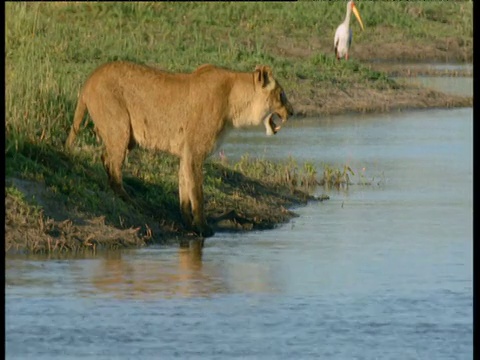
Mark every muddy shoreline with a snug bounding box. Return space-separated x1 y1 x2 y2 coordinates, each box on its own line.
293 85 471 119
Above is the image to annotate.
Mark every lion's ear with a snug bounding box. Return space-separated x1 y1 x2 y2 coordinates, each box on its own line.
255 65 275 90
255 65 263 83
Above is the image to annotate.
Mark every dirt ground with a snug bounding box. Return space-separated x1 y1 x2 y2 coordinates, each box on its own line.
5 42 473 254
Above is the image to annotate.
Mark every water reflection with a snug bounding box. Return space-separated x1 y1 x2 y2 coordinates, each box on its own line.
5 240 282 302
88 243 227 299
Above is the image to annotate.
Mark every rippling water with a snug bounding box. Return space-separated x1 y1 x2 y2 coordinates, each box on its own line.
6 81 472 358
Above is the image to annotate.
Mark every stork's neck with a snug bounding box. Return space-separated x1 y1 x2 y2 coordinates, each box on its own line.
344 3 352 26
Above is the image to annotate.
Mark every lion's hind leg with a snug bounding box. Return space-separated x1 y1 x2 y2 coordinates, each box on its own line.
178 162 194 230
101 149 130 202
91 100 132 202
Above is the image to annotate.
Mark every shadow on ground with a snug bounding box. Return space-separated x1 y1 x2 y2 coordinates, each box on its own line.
5 142 318 254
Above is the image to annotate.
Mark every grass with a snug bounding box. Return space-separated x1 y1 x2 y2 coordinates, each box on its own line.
5 2 472 252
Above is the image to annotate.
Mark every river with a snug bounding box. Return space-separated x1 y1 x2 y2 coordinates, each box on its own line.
5 76 472 359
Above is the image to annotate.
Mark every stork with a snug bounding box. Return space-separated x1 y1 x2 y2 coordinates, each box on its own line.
334 0 365 60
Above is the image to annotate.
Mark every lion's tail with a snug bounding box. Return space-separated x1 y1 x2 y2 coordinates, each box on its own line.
65 92 87 150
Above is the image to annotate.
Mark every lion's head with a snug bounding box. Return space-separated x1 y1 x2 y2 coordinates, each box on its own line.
254 65 294 136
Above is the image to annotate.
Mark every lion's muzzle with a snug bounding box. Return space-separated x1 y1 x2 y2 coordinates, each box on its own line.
264 101 294 136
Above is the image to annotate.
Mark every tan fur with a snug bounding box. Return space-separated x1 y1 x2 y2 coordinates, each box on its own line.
65 61 294 237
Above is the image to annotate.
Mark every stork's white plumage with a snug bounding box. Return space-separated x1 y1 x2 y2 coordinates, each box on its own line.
334 0 365 60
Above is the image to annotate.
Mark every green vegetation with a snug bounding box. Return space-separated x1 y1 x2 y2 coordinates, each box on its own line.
5 2 472 252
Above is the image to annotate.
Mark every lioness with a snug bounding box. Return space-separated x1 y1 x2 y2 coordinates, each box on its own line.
65 61 294 238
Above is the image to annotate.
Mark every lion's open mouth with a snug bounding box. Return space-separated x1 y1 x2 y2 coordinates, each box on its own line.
264 113 285 136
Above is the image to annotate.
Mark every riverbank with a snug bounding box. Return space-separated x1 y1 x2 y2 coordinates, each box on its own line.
292 80 472 118
5 2 472 254
5 155 326 254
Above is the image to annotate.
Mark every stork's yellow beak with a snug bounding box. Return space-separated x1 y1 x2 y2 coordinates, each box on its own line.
352 5 365 31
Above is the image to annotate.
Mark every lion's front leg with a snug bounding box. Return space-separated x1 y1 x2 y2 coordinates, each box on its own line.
178 157 214 238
